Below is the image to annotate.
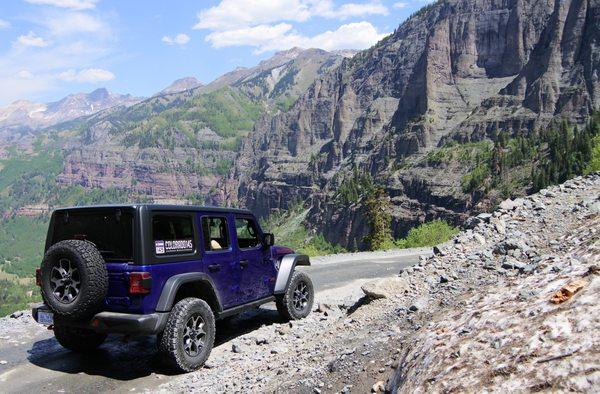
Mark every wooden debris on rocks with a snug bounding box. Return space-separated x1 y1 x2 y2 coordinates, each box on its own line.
550 278 587 304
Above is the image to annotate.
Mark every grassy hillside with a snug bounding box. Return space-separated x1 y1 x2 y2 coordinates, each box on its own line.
261 205 347 256
0 216 48 277
0 142 151 316
103 87 263 151
0 279 39 317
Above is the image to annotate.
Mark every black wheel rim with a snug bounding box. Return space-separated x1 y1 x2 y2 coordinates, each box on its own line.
292 281 309 312
50 258 81 304
183 314 206 357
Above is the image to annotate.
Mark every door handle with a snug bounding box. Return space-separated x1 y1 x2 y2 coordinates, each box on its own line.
208 264 221 272
240 260 249 268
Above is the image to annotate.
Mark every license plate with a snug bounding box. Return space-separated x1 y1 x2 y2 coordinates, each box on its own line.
37 310 54 325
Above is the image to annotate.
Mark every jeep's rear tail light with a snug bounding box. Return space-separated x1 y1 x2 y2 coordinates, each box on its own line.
129 272 152 294
35 268 41 286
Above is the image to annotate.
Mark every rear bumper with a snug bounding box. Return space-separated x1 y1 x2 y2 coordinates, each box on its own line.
32 304 168 335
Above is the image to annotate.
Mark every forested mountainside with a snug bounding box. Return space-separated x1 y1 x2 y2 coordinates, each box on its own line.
232 0 600 249
53 48 348 203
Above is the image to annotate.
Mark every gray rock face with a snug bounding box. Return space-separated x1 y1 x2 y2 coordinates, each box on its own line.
233 0 600 249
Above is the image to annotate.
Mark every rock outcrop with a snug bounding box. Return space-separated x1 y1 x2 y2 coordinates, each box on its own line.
233 0 600 249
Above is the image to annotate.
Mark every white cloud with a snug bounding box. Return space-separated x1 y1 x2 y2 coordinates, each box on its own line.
194 0 388 30
194 0 311 30
16 31 50 47
58 68 115 83
0 19 10 29
162 33 190 46
324 1 388 19
207 23 293 49
24 0 98 10
15 70 35 79
0 4 115 104
44 12 105 35
393 2 408 8
206 21 388 54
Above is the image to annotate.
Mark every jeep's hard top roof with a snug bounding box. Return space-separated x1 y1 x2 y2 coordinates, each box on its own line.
52 203 253 215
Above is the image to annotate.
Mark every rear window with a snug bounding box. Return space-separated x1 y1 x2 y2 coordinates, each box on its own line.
152 214 195 255
51 208 134 261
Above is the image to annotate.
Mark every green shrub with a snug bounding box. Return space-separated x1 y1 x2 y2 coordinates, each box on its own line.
395 220 458 249
584 134 600 174
262 204 346 257
363 188 395 251
214 158 233 176
0 279 41 317
334 169 376 205
298 234 346 257
461 165 490 192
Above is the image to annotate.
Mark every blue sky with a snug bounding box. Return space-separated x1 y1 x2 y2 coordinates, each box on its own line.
0 0 430 105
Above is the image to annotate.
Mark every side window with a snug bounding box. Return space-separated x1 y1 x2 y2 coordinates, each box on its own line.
152 214 195 255
201 217 230 252
235 218 261 249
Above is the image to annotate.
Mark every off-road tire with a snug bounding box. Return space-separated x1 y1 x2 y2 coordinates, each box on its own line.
276 270 314 320
53 324 107 352
40 239 108 321
158 298 216 373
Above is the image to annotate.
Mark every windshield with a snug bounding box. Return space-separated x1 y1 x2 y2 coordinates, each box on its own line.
51 208 134 261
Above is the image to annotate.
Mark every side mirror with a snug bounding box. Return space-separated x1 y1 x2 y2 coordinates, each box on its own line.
263 233 275 247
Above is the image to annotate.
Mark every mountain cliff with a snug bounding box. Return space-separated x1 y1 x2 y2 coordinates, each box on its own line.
232 0 600 249
54 48 349 203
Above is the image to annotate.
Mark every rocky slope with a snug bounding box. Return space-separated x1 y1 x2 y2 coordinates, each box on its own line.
54 48 349 203
158 77 203 95
0 88 141 134
204 47 355 109
233 0 600 248
159 173 599 393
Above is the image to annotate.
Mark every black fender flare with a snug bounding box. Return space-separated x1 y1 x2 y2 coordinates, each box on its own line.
274 254 311 295
155 272 223 312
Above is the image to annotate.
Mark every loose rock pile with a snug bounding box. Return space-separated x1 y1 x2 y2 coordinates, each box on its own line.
387 173 600 393
160 174 598 393
160 174 599 393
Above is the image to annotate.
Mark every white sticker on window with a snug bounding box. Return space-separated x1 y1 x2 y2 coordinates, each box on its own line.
155 240 165 255
164 239 194 253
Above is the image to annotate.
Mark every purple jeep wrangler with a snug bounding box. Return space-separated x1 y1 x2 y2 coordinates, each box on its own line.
32 205 313 372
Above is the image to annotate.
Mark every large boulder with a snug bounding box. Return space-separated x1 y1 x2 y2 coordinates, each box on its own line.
361 277 410 299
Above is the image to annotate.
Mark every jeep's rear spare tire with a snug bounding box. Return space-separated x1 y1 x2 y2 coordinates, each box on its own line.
40 239 108 320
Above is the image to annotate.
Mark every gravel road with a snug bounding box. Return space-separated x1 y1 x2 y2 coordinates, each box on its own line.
0 248 428 393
